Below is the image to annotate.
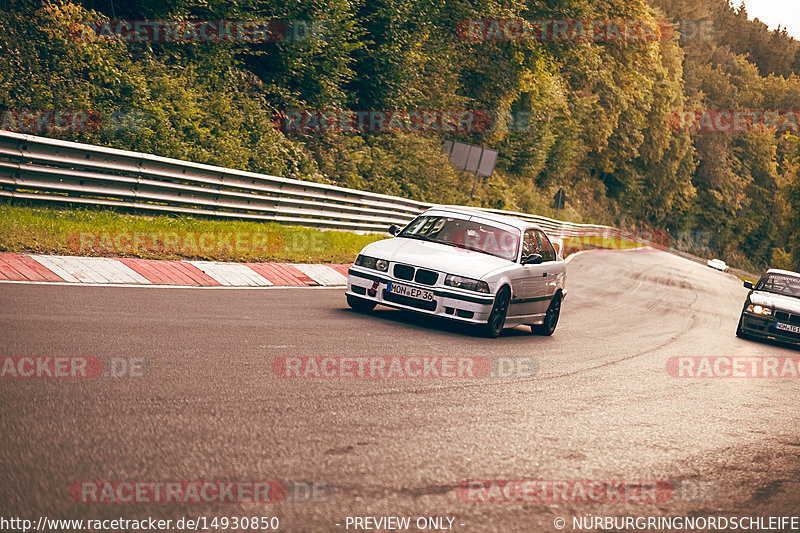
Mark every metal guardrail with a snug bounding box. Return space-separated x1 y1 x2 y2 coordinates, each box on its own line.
0 131 430 232
0 130 618 237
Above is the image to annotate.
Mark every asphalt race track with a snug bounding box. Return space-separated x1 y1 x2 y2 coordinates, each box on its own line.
1 250 799 532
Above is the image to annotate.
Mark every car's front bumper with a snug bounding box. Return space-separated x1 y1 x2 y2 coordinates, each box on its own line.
346 267 495 324
740 312 800 344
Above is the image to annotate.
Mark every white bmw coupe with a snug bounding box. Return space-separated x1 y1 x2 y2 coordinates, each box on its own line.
346 206 567 337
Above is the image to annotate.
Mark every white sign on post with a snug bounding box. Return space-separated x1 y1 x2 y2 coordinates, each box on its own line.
443 141 499 200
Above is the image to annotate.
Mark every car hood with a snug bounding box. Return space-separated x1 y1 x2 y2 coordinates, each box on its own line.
361 237 513 279
750 291 800 314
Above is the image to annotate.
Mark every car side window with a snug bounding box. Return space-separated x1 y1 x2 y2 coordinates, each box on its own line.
521 230 540 261
535 230 556 262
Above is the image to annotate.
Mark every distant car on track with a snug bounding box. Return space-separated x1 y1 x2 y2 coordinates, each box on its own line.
737 269 800 345
707 258 729 272
345 206 567 337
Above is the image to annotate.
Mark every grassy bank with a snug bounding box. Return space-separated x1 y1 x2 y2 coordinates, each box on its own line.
0 203 387 263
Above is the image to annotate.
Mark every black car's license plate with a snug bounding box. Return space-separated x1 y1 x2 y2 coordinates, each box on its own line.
774 322 800 334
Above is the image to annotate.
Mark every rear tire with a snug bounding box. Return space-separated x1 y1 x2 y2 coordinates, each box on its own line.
347 294 376 312
532 293 561 336
483 287 510 338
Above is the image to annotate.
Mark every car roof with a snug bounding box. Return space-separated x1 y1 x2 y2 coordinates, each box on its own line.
422 205 539 231
765 268 800 278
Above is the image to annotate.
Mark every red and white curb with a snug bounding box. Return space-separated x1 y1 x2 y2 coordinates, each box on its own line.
0 253 350 287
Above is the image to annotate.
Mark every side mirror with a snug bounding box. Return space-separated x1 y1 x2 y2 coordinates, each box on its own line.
743 281 753 289
523 253 543 265
389 224 401 236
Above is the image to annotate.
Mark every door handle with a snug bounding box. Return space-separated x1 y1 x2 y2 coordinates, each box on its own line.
542 272 547 277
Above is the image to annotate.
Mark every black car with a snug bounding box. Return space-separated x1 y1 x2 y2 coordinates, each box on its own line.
737 269 800 345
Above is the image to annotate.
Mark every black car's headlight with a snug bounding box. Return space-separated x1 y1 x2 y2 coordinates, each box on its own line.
445 274 490 293
355 254 389 272
746 304 773 316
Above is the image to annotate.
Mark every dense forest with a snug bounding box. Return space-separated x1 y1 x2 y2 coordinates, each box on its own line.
1 0 799 270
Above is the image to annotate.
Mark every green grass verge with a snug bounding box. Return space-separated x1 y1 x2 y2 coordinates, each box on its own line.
0 202 387 263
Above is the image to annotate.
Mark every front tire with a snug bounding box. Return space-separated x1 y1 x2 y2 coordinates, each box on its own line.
483 287 510 338
347 294 376 312
532 293 561 336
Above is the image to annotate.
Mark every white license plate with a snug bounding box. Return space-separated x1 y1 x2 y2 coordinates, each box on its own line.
775 322 800 334
387 282 434 301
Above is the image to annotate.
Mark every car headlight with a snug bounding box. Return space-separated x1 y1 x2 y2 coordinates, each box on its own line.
355 255 389 272
445 274 490 293
746 304 772 316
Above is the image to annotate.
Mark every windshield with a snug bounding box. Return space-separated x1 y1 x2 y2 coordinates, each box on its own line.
398 215 520 261
755 274 800 298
